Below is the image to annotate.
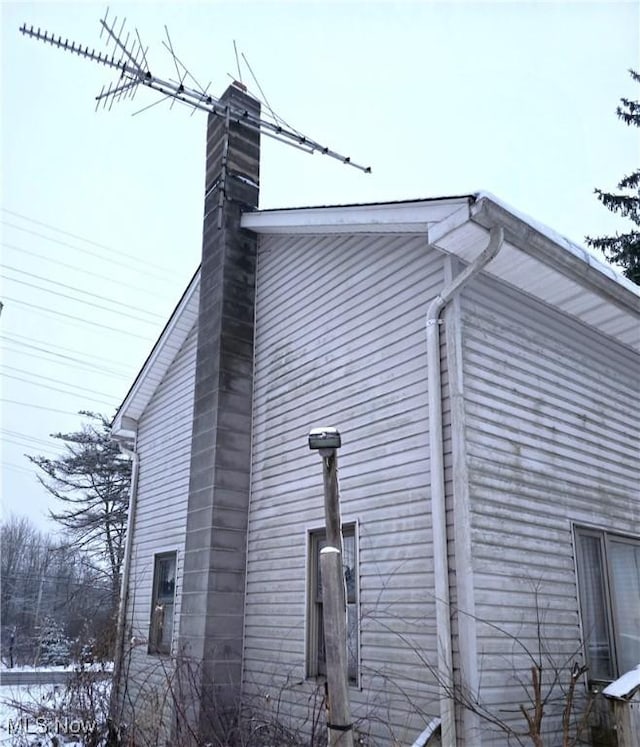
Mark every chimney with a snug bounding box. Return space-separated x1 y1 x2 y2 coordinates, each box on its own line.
179 83 260 735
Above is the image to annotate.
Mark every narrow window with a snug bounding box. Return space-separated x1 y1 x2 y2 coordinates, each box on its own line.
149 552 176 655
575 527 640 680
608 538 640 674
308 524 358 684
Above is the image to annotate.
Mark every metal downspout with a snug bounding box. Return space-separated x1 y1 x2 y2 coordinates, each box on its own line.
426 226 503 746
110 435 140 726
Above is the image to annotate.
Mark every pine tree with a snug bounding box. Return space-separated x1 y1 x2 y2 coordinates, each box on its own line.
586 69 640 284
37 616 71 666
27 412 131 613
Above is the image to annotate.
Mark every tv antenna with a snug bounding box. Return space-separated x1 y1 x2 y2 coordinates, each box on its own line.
19 9 372 174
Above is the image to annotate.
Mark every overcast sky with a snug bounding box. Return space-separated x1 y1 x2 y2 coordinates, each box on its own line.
1 0 638 532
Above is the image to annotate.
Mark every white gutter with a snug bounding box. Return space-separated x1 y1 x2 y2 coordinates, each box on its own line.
426 226 504 746
109 432 140 724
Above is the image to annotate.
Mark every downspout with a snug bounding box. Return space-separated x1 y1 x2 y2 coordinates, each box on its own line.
426 225 503 746
109 432 140 727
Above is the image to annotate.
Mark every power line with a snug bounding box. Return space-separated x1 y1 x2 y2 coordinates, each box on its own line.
1 365 120 401
2 437 65 455
1 343 132 381
2 265 164 320
1 209 178 279
1 429 67 452
1 275 161 325
1 297 154 341
2 426 66 443
1 399 113 417
2 462 37 475
0 220 176 283
1 221 177 286
1 333 133 374
2 373 116 407
1 242 171 300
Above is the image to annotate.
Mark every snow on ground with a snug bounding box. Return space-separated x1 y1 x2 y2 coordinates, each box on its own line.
0 683 81 745
0 670 110 746
0 665 113 673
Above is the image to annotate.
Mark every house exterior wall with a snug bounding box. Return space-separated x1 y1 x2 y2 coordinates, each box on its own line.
118 323 198 740
243 231 448 746
457 274 639 744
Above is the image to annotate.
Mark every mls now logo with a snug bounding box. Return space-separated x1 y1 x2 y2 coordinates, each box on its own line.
7 716 97 735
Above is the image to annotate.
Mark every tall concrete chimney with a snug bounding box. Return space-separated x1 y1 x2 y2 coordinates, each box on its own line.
178 82 260 738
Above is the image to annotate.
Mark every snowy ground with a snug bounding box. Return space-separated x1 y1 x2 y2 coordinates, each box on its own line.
0 665 112 673
0 668 111 746
0 683 83 745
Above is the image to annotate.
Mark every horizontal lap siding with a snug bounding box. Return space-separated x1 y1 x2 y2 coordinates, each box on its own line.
460 276 639 743
245 233 445 746
122 324 197 733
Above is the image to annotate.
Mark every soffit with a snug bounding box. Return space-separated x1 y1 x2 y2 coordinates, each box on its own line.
433 203 639 352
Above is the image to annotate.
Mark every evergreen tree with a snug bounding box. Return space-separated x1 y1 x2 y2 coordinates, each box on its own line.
586 69 640 284
27 412 131 614
37 616 71 666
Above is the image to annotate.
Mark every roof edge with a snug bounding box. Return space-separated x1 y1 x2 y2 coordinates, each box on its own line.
112 268 201 436
471 194 640 312
242 196 473 234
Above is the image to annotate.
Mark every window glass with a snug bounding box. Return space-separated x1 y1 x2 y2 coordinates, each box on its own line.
575 532 615 679
149 552 176 655
609 539 640 674
575 528 640 680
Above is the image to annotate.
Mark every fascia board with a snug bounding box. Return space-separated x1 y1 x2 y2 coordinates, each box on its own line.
426 202 472 245
241 198 471 234
471 194 640 314
112 271 201 437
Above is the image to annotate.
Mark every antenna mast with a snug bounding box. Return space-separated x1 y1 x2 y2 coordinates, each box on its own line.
19 11 372 174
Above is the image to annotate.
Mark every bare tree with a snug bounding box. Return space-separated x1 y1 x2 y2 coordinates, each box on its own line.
1 515 115 666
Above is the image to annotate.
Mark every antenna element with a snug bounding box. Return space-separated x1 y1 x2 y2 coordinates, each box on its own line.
19 13 372 174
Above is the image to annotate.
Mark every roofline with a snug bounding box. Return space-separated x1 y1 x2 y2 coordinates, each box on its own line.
247 194 475 213
471 194 640 312
112 268 201 436
241 196 473 234
114 192 638 431
243 192 639 310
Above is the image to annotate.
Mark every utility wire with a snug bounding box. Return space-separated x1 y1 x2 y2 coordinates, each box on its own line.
1 221 177 285
1 365 120 401
1 333 133 374
1 297 154 341
1 429 68 452
1 344 131 381
3 462 37 475
2 438 66 455
1 242 172 300
1 399 106 416
2 208 177 277
2 374 116 407
2 265 164 320
1 275 161 325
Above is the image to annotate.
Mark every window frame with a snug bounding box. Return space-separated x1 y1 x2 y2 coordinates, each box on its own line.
306 522 360 687
574 525 640 682
148 551 177 656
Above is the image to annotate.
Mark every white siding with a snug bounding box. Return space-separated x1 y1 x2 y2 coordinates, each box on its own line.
119 322 197 739
245 232 446 745
459 275 639 744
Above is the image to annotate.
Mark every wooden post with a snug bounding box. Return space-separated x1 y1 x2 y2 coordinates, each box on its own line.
319 449 354 747
614 697 640 747
322 451 341 548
